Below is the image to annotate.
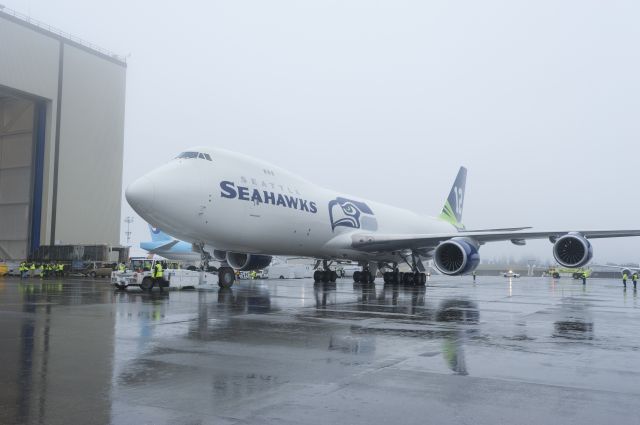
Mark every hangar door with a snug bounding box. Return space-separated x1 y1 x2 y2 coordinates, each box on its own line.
0 94 37 260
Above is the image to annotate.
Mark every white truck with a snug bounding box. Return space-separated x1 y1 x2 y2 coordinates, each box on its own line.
112 259 219 291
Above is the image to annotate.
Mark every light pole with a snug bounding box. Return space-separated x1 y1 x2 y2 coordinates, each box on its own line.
124 216 134 245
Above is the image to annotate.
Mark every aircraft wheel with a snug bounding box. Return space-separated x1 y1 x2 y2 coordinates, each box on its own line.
353 271 361 283
313 270 323 283
330 271 338 283
402 273 412 285
218 267 235 288
322 271 331 283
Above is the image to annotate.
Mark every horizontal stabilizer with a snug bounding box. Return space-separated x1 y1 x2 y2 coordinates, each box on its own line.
148 240 179 253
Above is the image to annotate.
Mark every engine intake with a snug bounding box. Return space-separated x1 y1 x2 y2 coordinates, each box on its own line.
226 252 272 271
553 233 593 268
213 250 227 261
434 238 480 275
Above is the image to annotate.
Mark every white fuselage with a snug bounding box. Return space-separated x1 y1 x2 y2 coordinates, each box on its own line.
126 147 455 263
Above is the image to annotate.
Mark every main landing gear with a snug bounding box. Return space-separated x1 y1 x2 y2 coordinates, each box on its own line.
353 267 375 284
380 255 428 286
382 269 427 285
313 260 338 283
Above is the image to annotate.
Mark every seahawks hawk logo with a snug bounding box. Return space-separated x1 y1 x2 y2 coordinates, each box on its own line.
328 197 374 231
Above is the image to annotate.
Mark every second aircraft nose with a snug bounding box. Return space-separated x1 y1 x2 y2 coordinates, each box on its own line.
125 175 156 215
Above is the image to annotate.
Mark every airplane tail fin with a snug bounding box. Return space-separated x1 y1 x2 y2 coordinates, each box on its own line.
439 167 467 230
148 224 171 242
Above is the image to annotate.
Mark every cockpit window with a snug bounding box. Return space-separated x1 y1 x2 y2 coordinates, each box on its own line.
176 151 212 161
177 151 198 159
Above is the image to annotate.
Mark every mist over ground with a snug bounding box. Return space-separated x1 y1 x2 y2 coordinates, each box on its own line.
6 1 639 263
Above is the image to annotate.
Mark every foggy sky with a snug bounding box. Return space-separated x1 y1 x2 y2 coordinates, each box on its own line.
5 0 640 263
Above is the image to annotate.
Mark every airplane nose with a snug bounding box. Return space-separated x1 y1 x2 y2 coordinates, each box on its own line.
125 175 156 214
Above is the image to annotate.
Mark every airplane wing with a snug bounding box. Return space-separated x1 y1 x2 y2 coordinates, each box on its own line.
350 229 640 252
147 240 179 253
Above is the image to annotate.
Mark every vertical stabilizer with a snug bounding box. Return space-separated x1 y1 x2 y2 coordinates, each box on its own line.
148 224 171 242
439 167 467 230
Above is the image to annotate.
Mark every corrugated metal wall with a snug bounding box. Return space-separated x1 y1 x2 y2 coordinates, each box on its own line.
0 97 34 259
0 13 126 259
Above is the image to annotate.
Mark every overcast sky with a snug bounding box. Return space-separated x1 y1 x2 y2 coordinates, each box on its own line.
5 0 640 263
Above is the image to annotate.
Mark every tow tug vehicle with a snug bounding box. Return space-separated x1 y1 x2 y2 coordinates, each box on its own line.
112 257 219 291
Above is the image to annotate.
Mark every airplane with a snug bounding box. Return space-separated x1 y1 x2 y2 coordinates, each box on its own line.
139 224 202 263
126 147 640 288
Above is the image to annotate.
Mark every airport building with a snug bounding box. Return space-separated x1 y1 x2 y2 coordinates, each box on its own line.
0 8 126 260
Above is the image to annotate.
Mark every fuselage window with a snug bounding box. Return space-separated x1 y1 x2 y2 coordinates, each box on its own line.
198 153 206 159
204 153 212 161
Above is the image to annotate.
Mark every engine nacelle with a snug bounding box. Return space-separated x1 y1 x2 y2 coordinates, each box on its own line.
552 233 593 268
226 252 272 271
213 250 227 261
434 237 480 275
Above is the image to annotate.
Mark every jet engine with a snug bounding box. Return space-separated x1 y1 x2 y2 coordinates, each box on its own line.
226 252 272 271
552 233 593 268
213 250 227 261
434 237 480 275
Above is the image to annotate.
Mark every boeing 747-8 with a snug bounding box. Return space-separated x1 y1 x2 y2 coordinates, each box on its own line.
126 147 640 287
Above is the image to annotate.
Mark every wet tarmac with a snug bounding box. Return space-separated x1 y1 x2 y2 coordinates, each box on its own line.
1 275 639 425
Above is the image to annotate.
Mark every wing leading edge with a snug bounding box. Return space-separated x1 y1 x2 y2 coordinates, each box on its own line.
350 229 640 252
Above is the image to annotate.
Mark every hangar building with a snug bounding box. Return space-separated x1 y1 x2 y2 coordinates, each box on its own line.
0 7 126 260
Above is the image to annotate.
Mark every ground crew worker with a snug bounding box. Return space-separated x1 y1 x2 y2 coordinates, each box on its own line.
153 262 163 285
250 270 257 280
19 261 27 279
623 272 628 288
472 271 477 283
633 273 638 290
118 262 126 272
581 273 587 285
58 263 64 278
29 262 35 278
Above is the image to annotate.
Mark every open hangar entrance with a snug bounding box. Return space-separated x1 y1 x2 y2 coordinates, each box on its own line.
0 87 45 260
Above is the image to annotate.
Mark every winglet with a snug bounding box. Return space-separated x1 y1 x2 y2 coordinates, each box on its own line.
439 167 467 230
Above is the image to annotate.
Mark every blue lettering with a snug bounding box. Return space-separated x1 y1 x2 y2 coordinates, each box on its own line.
263 191 275 204
220 181 237 199
251 189 263 204
222 180 317 213
238 186 250 201
284 195 298 209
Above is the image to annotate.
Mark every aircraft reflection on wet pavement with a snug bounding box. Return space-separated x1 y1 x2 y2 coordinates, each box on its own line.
4 276 640 425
